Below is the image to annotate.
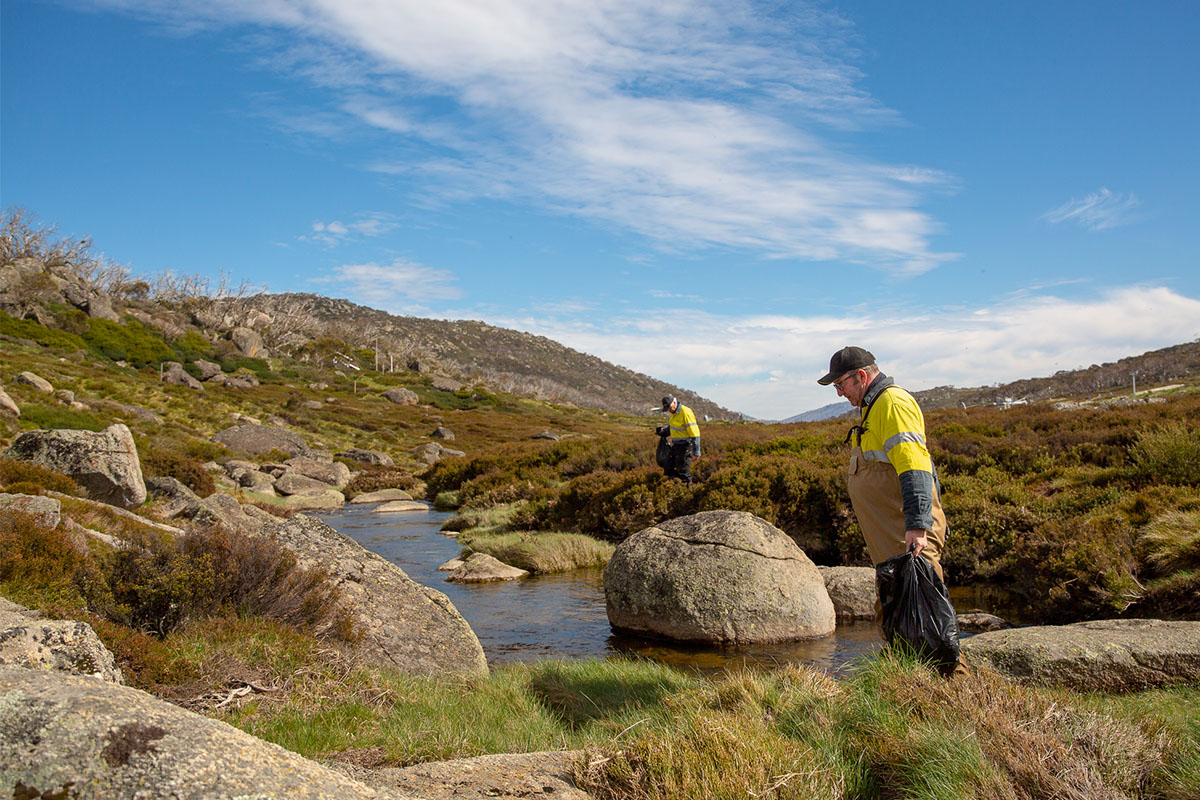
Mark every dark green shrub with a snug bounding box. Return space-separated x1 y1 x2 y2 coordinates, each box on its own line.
170 330 214 362
998 513 1139 621
82 316 173 366
0 311 86 351
343 466 419 498
1129 421 1200 486
140 445 216 497
218 355 275 381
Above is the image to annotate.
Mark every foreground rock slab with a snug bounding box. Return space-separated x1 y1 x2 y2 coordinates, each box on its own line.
604 510 835 644
0 667 414 800
363 751 590 800
259 515 487 675
962 618 1200 691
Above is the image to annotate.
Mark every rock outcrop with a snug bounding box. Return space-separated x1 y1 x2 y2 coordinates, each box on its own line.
817 566 876 621
0 384 19 417
338 448 395 466
0 493 61 529
351 489 413 504
446 553 529 583
5 423 146 508
962 618 1200 691
375 500 429 513
383 387 420 405
0 667 407 800
257 515 487 675
604 510 835 644
0 601 124 684
363 751 589 800
13 371 53 393
162 361 203 390
210 423 307 457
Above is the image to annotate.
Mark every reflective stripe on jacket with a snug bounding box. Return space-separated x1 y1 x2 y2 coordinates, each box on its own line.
668 404 701 455
854 375 938 532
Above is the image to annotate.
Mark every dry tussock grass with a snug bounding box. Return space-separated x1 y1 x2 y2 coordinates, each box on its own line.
876 662 1168 800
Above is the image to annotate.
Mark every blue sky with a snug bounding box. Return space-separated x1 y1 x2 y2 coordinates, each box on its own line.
3 0 1198 419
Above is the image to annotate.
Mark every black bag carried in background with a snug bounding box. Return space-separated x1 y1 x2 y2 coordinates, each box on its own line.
655 429 672 469
875 547 961 676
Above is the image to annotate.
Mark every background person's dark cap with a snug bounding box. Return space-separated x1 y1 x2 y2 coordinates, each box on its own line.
817 346 876 385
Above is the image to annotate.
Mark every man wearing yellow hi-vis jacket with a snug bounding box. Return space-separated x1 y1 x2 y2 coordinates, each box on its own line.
660 395 701 483
817 346 948 581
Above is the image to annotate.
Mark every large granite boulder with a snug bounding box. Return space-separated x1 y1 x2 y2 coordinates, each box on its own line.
383 387 420 405
337 448 395 467
275 472 335 496
604 510 835 644
0 601 124 684
0 384 19 417
285 455 351 488
351 489 413 505
13 371 53 393
258 515 487 675
5 423 146 508
211 423 307 457
962 618 1200 691
0 667 404 800
161 361 203 390
275 489 345 511
145 476 207 521
192 359 223 380
229 325 267 357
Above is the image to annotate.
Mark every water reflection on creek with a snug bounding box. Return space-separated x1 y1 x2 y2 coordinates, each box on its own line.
317 505 884 676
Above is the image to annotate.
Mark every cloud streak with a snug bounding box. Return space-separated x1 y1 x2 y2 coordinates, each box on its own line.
1043 187 1141 230
495 285 1200 418
315 259 462 311
85 0 955 273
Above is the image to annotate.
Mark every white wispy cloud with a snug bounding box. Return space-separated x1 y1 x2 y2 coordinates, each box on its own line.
84 0 956 273
1043 188 1141 230
301 214 401 246
494 285 1200 418
314 259 462 311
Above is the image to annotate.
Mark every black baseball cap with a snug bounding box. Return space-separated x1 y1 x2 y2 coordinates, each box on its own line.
661 395 676 409
817 346 876 385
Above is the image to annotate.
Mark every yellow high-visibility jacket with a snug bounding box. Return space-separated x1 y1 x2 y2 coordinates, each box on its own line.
668 404 701 455
852 376 939 532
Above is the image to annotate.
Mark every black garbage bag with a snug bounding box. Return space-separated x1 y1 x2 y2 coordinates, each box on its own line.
655 429 672 469
875 547 961 676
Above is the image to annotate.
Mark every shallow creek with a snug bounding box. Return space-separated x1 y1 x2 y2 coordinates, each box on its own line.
318 505 898 676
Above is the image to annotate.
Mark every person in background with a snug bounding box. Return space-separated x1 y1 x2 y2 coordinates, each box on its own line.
660 395 701 483
818 346 967 675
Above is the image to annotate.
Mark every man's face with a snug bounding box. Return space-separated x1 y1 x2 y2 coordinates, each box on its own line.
668 400 678 413
833 369 868 407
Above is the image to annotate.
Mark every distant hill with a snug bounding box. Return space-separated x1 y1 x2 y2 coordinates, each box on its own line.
778 401 855 423
912 340 1200 410
784 340 1200 419
248 293 739 420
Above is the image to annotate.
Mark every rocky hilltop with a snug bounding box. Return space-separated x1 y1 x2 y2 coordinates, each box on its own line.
0 210 735 420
